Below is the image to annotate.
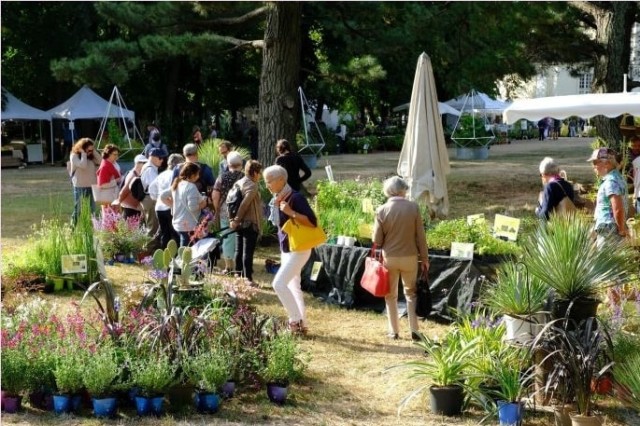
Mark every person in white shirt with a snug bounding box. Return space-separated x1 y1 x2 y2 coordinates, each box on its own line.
140 147 167 251
149 153 184 249
168 162 208 247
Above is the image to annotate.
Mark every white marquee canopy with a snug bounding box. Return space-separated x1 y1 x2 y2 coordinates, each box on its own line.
503 92 640 123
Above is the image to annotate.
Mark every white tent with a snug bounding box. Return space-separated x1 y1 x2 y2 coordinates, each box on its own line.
445 90 511 113
393 102 462 116
502 92 640 124
1 88 51 121
47 85 135 121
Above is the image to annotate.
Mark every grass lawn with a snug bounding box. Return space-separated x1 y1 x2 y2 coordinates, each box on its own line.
1 138 637 425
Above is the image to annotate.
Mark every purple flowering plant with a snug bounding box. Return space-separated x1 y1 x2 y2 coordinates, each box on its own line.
92 209 150 259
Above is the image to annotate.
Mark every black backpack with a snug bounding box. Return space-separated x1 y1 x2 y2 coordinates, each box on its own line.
226 183 243 218
130 176 146 202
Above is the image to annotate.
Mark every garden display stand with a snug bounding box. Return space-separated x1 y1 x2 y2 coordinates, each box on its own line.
297 87 325 167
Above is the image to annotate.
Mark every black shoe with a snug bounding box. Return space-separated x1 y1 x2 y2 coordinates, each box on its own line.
411 331 422 341
387 333 399 340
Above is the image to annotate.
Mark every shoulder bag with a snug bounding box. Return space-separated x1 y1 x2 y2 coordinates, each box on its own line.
553 181 576 217
281 218 327 252
360 244 390 297
91 180 119 204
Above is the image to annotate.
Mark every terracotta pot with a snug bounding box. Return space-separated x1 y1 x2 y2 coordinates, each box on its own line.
554 404 572 426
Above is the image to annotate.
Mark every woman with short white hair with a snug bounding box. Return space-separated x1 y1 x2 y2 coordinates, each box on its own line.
212 151 245 272
535 157 575 220
263 164 319 335
373 176 429 341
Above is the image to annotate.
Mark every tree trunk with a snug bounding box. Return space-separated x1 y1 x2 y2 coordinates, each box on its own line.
258 2 302 166
590 2 637 150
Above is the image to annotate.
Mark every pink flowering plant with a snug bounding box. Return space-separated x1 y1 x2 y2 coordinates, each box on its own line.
93 210 150 259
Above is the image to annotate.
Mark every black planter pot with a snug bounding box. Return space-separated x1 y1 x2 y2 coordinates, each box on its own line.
552 298 601 326
429 385 464 416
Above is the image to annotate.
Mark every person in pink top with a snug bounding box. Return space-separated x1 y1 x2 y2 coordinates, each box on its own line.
96 144 122 211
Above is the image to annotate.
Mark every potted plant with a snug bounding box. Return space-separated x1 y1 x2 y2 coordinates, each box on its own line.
482 261 550 341
260 332 307 405
483 348 535 426
531 317 614 426
129 351 177 416
81 343 125 418
394 330 478 416
522 216 635 323
1 346 28 413
182 347 231 413
52 349 86 414
93 210 150 261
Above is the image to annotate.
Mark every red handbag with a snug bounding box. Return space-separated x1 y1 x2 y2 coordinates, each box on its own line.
360 244 390 297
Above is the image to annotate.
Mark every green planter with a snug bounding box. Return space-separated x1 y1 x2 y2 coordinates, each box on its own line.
52 277 65 292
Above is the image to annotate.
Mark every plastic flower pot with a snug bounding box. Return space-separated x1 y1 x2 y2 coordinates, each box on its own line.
53 277 65 292
115 254 127 263
2 395 22 413
195 392 220 413
53 394 71 414
65 278 75 290
266 383 288 405
135 396 151 416
497 400 523 426
92 397 117 418
221 381 236 399
150 396 164 415
71 394 82 412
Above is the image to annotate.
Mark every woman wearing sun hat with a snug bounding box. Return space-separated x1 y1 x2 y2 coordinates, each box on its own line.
587 147 629 247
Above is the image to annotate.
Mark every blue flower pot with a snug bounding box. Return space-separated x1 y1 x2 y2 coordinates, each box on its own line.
135 396 151 416
53 394 71 414
150 396 164 415
71 395 82 412
92 397 117 418
195 392 220 413
128 387 140 403
266 383 288 405
498 400 523 426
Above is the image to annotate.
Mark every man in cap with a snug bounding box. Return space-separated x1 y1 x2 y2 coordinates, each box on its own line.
173 143 216 194
140 147 168 251
587 147 628 247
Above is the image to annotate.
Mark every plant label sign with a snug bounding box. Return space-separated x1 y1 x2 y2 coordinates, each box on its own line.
61 254 87 274
325 165 335 182
493 214 520 241
467 213 486 226
310 262 323 281
450 242 474 260
362 198 374 214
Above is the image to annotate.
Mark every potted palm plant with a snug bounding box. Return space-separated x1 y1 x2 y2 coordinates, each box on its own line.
260 332 307 405
394 330 478 416
522 216 635 324
129 351 177 416
531 317 614 426
482 261 550 341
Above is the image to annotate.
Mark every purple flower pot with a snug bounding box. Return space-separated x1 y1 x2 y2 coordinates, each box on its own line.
266 383 288 405
221 381 236 399
2 395 22 413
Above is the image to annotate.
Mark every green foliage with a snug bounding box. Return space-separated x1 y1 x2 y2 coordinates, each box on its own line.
260 332 307 385
81 343 125 398
427 218 521 256
482 262 550 315
129 351 178 397
315 179 386 213
484 348 533 403
1 346 29 395
197 139 250 173
613 352 640 411
522 216 636 301
53 349 86 395
93 211 150 259
182 347 231 393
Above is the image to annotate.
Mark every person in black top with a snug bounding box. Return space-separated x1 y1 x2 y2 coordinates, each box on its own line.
274 139 312 192
535 157 575 220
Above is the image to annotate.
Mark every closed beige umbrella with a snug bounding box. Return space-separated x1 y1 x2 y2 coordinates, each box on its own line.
397 52 450 217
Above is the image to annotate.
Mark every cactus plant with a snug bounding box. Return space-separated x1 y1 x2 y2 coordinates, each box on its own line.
179 247 193 287
152 249 165 270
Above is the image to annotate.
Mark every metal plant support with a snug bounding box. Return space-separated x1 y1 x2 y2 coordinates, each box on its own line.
450 89 496 148
298 87 325 156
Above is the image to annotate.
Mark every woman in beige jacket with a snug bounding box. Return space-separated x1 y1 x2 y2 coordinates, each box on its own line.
373 176 429 341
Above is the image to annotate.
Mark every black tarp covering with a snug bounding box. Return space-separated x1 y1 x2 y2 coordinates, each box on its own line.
301 244 505 322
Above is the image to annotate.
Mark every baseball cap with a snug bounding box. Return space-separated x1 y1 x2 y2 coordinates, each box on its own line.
586 147 615 162
149 147 168 158
134 154 148 164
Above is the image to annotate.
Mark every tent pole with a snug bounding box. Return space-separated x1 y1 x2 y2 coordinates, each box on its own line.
50 120 54 165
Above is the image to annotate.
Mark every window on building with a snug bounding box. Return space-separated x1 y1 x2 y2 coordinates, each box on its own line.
578 73 593 94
